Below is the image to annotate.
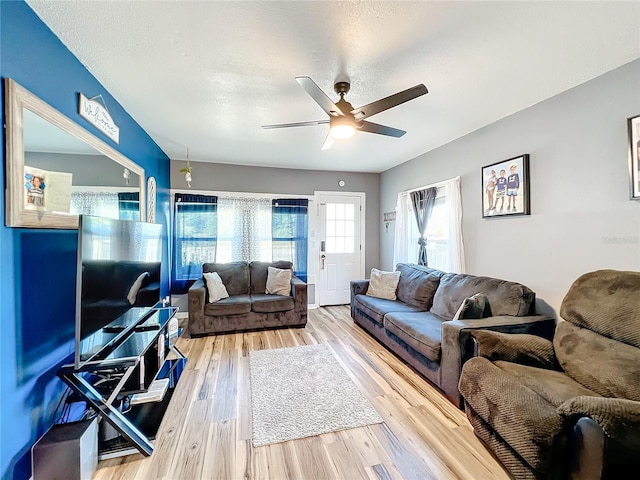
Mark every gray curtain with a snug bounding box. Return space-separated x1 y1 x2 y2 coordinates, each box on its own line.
410 187 438 266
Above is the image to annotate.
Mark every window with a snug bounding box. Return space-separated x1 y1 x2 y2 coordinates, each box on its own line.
117 192 140 220
171 192 310 290
394 177 465 273
407 196 449 270
272 199 309 281
325 202 355 254
172 193 217 292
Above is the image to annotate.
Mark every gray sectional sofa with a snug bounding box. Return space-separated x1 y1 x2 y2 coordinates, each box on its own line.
188 260 307 336
350 263 554 407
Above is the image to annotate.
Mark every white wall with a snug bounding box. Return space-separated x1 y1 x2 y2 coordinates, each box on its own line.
380 60 640 315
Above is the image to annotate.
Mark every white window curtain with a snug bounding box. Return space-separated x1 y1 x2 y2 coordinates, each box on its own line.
70 191 119 219
216 196 273 263
442 177 465 273
393 192 412 268
392 176 465 273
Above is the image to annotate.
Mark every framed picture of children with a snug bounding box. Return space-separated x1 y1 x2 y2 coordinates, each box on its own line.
628 115 640 199
482 154 530 218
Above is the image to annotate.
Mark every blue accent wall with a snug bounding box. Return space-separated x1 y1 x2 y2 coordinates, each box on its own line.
0 2 171 478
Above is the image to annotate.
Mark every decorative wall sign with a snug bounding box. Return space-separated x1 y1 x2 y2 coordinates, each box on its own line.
383 211 396 222
147 176 156 223
628 115 640 199
482 154 530 218
78 93 120 143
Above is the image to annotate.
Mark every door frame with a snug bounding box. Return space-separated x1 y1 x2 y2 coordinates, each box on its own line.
313 191 366 306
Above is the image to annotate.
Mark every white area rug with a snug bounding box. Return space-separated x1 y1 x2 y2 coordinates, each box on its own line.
249 344 383 447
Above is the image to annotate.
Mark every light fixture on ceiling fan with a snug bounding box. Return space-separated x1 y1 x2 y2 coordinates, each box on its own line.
262 77 428 150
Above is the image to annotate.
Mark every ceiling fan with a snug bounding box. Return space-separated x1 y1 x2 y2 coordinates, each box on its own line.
262 77 428 150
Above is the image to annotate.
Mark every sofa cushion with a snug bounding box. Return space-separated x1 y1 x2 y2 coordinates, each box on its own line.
203 261 250 296
266 266 292 295
554 320 640 401
452 293 490 320
127 272 150 305
366 268 401 300
112 261 156 300
384 312 445 362
203 271 230 303
203 294 252 316
354 294 423 326
82 260 115 301
249 260 293 294
494 360 599 408
251 294 295 313
395 263 443 310
431 273 534 319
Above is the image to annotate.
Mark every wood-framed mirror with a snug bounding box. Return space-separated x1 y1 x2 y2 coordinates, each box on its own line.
4 78 146 229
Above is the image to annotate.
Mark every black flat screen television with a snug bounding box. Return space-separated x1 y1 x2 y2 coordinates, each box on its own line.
75 215 163 369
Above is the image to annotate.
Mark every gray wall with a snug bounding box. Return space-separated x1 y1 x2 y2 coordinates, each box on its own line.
25 151 141 187
380 60 640 315
170 161 381 273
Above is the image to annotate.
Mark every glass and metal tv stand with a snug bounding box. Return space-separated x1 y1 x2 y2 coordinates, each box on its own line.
58 306 186 458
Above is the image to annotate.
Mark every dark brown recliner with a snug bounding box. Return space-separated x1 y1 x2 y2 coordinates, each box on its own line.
458 270 640 479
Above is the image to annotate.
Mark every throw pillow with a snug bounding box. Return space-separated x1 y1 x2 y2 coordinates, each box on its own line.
127 271 150 305
366 268 401 300
203 271 230 303
266 266 292 296
453 293 491 320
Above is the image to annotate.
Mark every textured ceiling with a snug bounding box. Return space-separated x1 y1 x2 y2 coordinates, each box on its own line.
26 1 640 173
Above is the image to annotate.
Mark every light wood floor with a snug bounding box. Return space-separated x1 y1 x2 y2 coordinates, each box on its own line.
93 306 510 480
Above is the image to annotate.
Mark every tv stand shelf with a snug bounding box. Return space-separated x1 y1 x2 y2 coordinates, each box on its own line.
58 306 186 458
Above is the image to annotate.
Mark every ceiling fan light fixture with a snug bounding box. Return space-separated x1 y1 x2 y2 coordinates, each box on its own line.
329 115 356 139
330 124 355 139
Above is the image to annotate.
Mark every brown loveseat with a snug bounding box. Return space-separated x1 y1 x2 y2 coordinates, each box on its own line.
188 260 307 336
350 263 554 407
459 269 640 479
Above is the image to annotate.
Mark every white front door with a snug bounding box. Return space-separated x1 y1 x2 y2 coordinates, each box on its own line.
317 193 364 306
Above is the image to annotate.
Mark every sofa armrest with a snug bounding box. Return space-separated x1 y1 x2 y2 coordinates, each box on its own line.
350 280 370 319
470 330 557 368
440 314 555 407
291 275 308 325
558 396 640 452
187 278 206 335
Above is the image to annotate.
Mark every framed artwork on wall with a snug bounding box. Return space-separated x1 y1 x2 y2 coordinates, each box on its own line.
482 154 530 218
628 115 640 200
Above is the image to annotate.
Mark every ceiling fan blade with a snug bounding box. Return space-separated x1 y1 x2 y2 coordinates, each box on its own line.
262 120 329 129
321 132 334 150
358 121 406 138
351 84 428 120
296 77 344 116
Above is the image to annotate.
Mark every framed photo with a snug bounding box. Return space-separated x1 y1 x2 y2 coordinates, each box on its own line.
628 115 640 199
482 154 530 218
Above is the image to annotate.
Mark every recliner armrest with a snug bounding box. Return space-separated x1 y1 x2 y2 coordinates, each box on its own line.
470 330 557 369
440 314 555 407
558 396 640 452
